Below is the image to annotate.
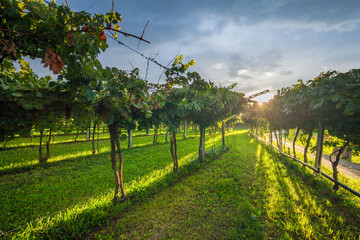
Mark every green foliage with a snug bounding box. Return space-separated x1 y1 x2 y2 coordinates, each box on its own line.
260 68 360 152
96 68 151 127
182 73 246 128
0 58 54 142
1 0 122 79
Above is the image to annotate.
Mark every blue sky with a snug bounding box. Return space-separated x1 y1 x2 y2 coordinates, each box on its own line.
35 0 360 101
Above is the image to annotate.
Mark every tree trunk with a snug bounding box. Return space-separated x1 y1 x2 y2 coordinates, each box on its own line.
195 125 197 136
86 127 91 141
128 128 133 148
153 126 158 145
48 130 52 142
44 129 51 161
97 124 100 153
115 130 126 200
183 120 187 138
303 129 314 167
170 131 179 173
92 123 96 154
342 147 352 160
269 130 273 145
39 130 45 163
330 146 346 191
74 130 79 142
274 130 279 149
109 122 125 201
314 121 325 171
221 122 225 147
30 133 33 143
146 128 150 135
283 132 286 152
280 131 282 152
165 128 170 142
199 125 206 160
292 128 300 159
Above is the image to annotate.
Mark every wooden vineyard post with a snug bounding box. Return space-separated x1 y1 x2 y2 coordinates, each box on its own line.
314 121 325 171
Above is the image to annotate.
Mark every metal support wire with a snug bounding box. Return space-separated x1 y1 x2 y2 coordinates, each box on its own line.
250 131 360 198
106 33 169 71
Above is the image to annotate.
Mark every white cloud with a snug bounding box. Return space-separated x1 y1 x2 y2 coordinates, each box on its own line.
214 63 224 69
265 72 275 77
237 69 249 75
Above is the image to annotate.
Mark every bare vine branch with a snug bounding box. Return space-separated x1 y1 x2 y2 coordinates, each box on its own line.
23 0 37 20
137 20 150 49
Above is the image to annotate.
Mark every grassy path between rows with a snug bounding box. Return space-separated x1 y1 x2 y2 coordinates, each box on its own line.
1 131 226 238
1 130 359 239
87 131 360 240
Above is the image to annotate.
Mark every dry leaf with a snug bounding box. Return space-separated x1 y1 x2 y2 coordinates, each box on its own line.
1 39 17 58
41 48 64 74
66 32 74 47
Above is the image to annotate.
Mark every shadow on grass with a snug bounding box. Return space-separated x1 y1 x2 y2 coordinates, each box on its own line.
0 136 197 177
256 139 360 239
7 145 229 239
0 138 111 152
0 132 196 151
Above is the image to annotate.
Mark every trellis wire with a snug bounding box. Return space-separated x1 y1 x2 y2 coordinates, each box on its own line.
106 33 169 71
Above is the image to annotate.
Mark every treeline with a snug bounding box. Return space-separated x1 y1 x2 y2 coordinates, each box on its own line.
242 69 360 190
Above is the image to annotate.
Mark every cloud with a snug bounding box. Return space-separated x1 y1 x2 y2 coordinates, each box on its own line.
234 83 259 93
265 72 275 78
237 69 249 75
280 70 293 76
214 63 224 69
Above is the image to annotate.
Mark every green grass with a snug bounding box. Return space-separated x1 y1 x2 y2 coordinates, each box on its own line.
87 131 360 240
276 135 360 194
88 132 265 240
0 129 202 175
0 126 174 149
1 132 111 148
256 147 359 239
1 130 359 239
0 129 226 239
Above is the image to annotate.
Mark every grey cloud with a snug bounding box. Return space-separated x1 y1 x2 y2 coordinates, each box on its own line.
238 74 253 80
226 50 284 78
234 83 260 93
280 70 293 76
